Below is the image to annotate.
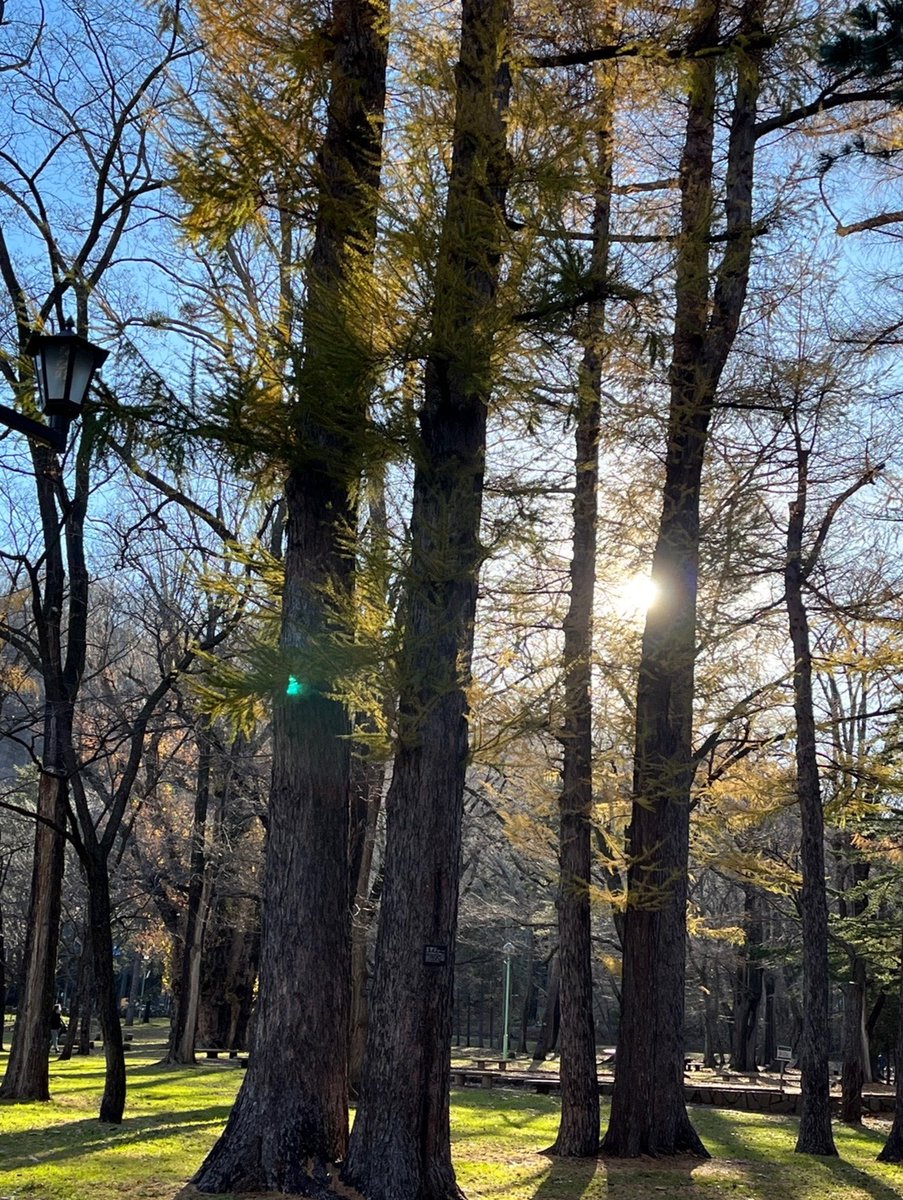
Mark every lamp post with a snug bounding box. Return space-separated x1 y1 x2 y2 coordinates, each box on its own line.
0 317 108 1104
501 941 516 1060
0 318 109 451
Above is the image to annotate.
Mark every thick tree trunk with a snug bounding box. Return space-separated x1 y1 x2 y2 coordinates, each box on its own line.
785 449 837 1157
604 4 718 1158
193 0 388 1189
0 769 67 1101
877 931 903 1161
602 0 762 1158
343 5 510 1194
194 488 355 1193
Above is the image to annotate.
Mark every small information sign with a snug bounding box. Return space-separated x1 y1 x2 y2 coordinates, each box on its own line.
423 944 448 966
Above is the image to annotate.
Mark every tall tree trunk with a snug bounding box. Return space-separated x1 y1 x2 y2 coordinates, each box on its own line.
602 0 762 1158
785 443 837 1157
343 3 511 1194
878 930 903 1162
549 40 614 1161
193 0 389 1191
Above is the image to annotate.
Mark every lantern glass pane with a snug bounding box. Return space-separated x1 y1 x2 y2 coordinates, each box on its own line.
44 343 72 402
69 349 94 409
32 352 47 408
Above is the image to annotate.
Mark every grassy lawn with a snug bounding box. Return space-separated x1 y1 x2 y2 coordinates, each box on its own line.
1 1024 903 1199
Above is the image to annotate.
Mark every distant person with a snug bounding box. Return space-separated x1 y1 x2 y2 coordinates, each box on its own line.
49 1003 65 1053
878 1052 888 1083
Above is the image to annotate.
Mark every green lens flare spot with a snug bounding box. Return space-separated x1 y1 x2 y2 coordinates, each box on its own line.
286 674 304 697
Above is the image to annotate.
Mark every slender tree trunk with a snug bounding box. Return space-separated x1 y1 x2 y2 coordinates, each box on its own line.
77 921 95 1057
785 446 837 1157
841 957 868 1124
124 952 142 1027
763 974 776 1068
59 916 92 1061
549 40 614 1161
0 769 67 1100
348 751 384 1096
83 850 126 1124
0 903 6 1052
731 885 764 1072
838 846 870 1122
518 934 534 1055
166 725 213 1064
343 5 511 1194
878 931 903 1161
532 953 561 1066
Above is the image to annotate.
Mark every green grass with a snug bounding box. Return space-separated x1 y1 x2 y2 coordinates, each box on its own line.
2 1026 903 1200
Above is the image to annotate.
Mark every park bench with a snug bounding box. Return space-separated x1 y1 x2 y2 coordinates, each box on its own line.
198 1047 248 1064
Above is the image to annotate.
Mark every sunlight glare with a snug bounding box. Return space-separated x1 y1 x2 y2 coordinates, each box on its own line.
616 573 659 618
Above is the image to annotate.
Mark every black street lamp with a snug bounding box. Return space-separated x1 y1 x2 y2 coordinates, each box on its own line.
0 318 109 451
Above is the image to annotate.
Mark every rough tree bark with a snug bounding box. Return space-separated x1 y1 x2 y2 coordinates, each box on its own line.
192 0 389 1190
603 0 763 1158
342 2 511 1194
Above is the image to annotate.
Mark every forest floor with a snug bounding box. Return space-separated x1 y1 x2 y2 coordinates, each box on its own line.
1 1021 902 1200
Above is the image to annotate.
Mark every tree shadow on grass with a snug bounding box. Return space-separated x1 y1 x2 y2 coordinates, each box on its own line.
531 1154 601 1200
818 1143 903 1200
530 1154 703 1200
699 1107 903 1200
0 1105 234 1171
